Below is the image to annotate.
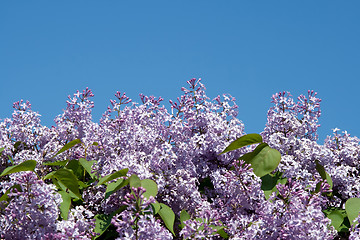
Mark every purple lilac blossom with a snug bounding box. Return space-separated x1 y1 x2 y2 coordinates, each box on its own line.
324 129 360 200
0 172 61 239
0 79 360 239
179 208 222 239
55 205 97 240
210 160 267 238
111 187 172 239
262 89 360 211
260 179 336 240
349 214 360 240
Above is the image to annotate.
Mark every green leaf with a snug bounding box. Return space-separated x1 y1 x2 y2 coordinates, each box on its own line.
0 147 4 154
315 160 333 189
43 159 69 166
92 142 99 146
327 210 345 231
210 225 229 238
78 180 89 189
151 202 161 215
240 143 281 177
128 174 141 189
345 198 360 226
65 159 83 177
261 172 287 199
59 191 71 220
210 225 223 232
43 171 55 180
179 209 191 229
105 178 129 199
53 169 82 199
0 184 21 204
180 209 191 222
96 168 129 186
53 178 80 200
220 133 263 154
323 207 349 232
261 174 278 191
94 207 127 239
94 214 114 239
0 160 37 177
54 139 82 157
141 179 158 199
158 203 175 235
79 158 96 178
239 143 268 163
216 228 229 239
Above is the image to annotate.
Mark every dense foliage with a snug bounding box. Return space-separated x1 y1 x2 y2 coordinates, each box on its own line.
0 79 359 239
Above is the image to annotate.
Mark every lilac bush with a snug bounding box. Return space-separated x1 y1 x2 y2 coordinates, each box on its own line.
0 78 359 239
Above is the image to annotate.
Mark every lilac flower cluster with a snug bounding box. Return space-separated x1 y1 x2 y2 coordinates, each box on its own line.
0 172 61 239
179 208 222 239
262 90 360 208
111 187 172 239
55 205 97 239
0 79 359 239
324 129 360 200
261 179 335 239
350 214 360 239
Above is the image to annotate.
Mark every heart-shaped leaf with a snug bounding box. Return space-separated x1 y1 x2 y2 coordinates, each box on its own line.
158 203 175 235
345 198 360 226
141 179 158 199
326 209 345 231
129 174 141 189
240 143 281 177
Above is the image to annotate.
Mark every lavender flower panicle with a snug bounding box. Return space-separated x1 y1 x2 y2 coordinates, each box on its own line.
0 80 359 239
0 172 61 239
111 187 172 239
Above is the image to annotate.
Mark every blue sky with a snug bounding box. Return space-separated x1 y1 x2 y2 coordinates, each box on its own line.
1 1 359 142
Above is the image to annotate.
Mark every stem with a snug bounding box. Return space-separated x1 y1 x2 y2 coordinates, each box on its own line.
83 143 88 181
135 217 139 240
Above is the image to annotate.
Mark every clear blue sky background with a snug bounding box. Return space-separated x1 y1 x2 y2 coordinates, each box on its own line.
1 1 359 142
